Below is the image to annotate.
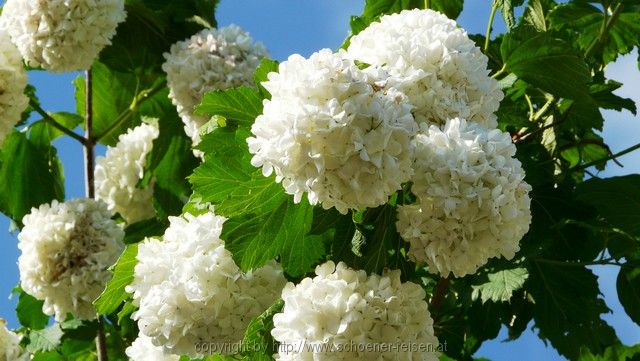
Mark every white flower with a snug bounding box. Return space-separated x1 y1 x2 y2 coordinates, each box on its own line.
272 261 439 361
248 49 417 214
397 118 532 277
126 333 179 361
1 0 126 72
126 212 287 357
163 25 268 146
0 28 28 146
0 319 25 361
18 199 125 321
347 9 503 128
95 122 159 224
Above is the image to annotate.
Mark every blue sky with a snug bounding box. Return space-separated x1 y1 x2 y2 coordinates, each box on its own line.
0 1 638 360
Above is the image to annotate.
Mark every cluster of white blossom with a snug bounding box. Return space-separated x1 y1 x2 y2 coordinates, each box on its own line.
0 28 28 146
126 212 287 357
397 119 532 277
126 333 179 361
18 199 125 321
0 319 25 361
272 261 439 361
248 49 417 214
1 0 126 72
163 26 268 146
95 122 159 224
347 9 503 127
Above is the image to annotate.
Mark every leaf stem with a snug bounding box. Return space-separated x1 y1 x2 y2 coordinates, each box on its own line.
94 79 166 143
491 64 507 79
484 0 499 53
572 141 640 171
524 94 535 120
424 0 431 9
29 99 87 145
584 2 624 59
532 95 556 122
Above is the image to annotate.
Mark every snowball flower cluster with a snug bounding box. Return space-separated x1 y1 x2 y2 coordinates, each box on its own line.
18 199 125 321
127 212 287 357
95 122 159 224
347 9 503 128
1 0 126 72
163 25 268 146
126 333 179 361
0 29 28 146
396 119 532 277
272 261 439 361
248 49 417 214
0 319 25 361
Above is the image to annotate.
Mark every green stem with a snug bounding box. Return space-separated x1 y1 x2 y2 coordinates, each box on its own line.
424 0 431 9
491 64 507 79
572 141 640 171
484 0 499 53
94 80 166 142
532 95 556 122
524 94 535 120
29 99 87 145
584 2 624 59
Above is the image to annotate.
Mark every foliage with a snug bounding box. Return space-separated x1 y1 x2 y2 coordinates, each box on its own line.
1 0 640 360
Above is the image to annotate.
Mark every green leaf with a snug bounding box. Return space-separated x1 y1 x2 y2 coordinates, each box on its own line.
549 2 640 64
527 262 616 359
195 86 263 126
471 268 529 303
191 127 325 276
617 264 640 326
32 352 65 361
430 0 464 19
242 299 283 358
498 0 525 30
27 324 64 353
94 244 139 315
576 175 640 236
16 290 49 330
501 30 591 99
578 342 640 361
0 131 65 224
523 0 547 31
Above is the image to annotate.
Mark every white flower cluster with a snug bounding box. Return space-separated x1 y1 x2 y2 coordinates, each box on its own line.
397 119 532 277
127 212 287 357
163 26 268 146
0 29 28 146
126 333 179 361
347 9 503 128
1 0 126 72
0 319 25 361
18 199 125 321
272 261 439 361
248 49 417 214
95 123 159 224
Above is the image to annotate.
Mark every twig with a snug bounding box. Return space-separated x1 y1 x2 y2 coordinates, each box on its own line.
29 99 87 145
572 141 640 171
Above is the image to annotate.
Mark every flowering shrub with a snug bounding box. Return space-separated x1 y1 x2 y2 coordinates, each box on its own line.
0 1 638 361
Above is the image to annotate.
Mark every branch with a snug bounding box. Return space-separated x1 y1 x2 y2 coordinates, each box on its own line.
94 79 166 142
29 99 87 145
